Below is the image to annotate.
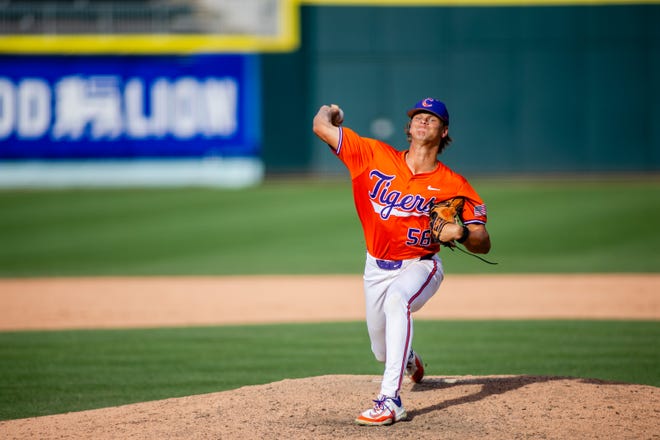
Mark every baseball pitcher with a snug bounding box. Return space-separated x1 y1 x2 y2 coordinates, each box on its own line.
312 97 492 426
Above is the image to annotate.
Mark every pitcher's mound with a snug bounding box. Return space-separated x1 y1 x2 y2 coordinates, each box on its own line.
2 375 658 439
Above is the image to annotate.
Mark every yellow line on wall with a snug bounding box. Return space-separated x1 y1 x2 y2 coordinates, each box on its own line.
0 32 298 56
0 0 300 55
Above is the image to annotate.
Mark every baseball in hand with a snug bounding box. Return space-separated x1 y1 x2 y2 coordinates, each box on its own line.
330 104 344 126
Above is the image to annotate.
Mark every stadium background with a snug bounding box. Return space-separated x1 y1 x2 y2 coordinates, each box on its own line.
1 0 659 428
0 0 658 183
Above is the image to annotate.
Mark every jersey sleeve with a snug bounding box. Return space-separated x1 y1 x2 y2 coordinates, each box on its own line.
458 180 488 225
333 127 382 179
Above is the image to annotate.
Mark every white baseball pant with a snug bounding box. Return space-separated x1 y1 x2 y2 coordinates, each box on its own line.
363 252 444 398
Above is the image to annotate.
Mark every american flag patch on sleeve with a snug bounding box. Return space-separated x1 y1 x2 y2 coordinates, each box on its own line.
474 204 487 217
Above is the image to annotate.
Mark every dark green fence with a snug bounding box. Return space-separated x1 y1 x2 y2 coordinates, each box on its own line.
262 4 659 175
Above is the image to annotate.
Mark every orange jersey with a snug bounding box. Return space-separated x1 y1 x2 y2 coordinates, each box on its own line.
335 127 487 260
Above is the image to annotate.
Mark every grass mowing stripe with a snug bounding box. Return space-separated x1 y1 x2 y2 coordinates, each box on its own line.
0 183 364 276
414 320 660 386
0 320 658 421
0 322 373 420
470 178 660 273
1 178 660 276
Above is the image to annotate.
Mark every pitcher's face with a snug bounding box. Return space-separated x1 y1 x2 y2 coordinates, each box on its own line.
409 112 447 145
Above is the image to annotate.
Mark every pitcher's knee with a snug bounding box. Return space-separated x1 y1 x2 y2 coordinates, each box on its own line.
371 346 386 362
384 292 407 316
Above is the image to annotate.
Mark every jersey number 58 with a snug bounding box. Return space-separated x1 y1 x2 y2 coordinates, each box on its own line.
406 228 432 247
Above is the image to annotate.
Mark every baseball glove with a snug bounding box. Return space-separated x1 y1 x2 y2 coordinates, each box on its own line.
429 197 465 247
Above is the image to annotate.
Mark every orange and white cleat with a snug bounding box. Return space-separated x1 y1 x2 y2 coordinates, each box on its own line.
406 350 425 383
355 395 407 426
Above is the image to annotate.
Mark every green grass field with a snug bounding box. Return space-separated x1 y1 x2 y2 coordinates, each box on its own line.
1 320 658 420
1 177 659 276
0 177 659 421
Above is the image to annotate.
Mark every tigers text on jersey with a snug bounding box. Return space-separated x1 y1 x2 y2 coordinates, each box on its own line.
334 126 487 261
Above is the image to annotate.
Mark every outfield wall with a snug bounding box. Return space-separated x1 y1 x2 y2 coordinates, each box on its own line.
1 3 657 186
262 3 660 175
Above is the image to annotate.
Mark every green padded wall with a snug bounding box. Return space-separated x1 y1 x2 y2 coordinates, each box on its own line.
262 4 659 175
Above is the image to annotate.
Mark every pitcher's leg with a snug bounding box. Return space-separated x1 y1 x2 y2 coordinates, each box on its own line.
363 262 392 363
379 259 443 397
380 292 413 397
365 296 386 362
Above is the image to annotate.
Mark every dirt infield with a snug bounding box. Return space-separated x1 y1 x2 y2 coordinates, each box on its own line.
1 274 659 330
0 274 659 439
2 375 658 440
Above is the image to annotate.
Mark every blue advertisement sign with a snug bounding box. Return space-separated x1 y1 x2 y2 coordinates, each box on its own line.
0 55 261 159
